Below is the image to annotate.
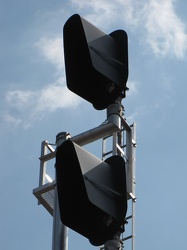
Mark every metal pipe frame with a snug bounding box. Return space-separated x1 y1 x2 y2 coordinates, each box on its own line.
34 102 136 250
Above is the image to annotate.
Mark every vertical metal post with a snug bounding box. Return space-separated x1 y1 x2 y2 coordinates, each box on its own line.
131 123 136 250
103 103 124 250
112 132 118 155
124 122 136 250
52 132 70 250
107 102 123 157
39 141 48 187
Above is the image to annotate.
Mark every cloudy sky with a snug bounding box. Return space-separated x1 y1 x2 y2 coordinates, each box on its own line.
1 0 187 249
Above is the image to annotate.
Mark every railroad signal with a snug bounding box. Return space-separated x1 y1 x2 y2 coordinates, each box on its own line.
56 140 127 246
63 14 128 110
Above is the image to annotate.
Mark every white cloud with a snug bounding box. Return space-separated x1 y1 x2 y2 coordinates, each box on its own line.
3 36 81 128
143 0 187 59
127 81 139 96
70 0 141 28
4 78 82 128
2 112 22 127
35 36 64 70
34 78 81 113
70 0 187 59
6 89 38 111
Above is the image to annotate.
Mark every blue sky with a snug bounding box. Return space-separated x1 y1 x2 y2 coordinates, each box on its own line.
1 0 187 249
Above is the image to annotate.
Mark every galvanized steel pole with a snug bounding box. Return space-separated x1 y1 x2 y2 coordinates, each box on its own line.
52 132 70 250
